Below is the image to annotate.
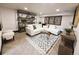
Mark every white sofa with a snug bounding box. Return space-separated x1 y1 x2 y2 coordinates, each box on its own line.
26 24 63 36
26 24 43 36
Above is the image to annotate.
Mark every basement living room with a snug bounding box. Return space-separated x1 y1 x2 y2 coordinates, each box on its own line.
0 3 79 55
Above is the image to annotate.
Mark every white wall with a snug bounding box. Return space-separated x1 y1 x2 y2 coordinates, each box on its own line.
61 15 74 29
35 16 44 24
0 7 18 31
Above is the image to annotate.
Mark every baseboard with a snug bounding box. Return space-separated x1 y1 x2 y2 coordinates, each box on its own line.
13 30 19 33
14 30 26 33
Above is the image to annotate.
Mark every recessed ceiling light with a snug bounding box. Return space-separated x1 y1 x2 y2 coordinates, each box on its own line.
56 9 60 12
24 7 28 10
40 12 42 14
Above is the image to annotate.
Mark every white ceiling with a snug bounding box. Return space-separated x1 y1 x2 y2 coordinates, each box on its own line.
0 3 78 15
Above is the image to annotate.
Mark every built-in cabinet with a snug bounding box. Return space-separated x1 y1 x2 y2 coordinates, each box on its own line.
17 10 36 32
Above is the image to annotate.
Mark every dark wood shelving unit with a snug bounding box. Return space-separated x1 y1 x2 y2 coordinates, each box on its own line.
17 10 36 32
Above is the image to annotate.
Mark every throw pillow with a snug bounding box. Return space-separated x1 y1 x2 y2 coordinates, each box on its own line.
33 25 36 29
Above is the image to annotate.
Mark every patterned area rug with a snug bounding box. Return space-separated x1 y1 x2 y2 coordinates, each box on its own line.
27 33 60 55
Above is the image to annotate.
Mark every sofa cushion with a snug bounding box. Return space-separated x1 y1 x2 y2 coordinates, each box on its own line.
49 25 56 29
34 24 42 29
33 25 36 30
48 28 61 35
3 31 14 40
2 29 14 33
27 25 33 30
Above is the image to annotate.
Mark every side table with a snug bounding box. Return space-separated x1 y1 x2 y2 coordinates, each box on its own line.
60 31 76 54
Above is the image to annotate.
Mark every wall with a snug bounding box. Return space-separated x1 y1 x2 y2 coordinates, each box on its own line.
35 16 44 24
0 7 18 31
61 15 74 29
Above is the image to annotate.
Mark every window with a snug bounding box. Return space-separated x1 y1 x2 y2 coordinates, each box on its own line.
44 16 62 25
54 16 62 25
44 17 49 24
49 16 55 25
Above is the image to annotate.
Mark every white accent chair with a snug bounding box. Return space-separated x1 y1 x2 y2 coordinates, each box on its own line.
2 30 14 40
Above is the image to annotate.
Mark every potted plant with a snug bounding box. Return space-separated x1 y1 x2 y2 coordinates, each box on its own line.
65 28 72 35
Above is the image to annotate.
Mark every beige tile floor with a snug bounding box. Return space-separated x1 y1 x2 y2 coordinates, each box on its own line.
2 32 41 55
2 32 73 55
